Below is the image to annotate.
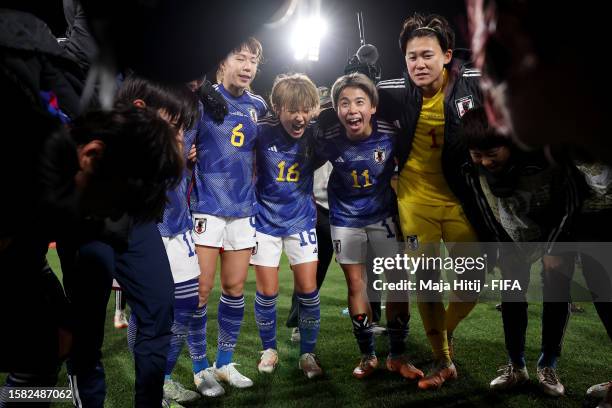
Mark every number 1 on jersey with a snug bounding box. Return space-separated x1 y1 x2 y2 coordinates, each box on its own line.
428 128 439 148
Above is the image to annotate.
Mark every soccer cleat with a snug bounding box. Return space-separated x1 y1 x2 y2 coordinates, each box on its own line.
490 363 529 391
418 362 458 390
299 353 323 379
258 348 279 374
352 355 378 379
114 310 128 329
605 386 612 406
587 381 612 400
386 355 424 380
371 322 387 336
537 366 565 397
290 327 301 343
163 379 200 404
194 368 225 397
213 362 253 388
162 398 185 408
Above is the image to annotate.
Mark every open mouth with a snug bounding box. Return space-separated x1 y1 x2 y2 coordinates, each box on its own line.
238 74 251 82
346 117 362 132
285 122 306 138
291 123 305 132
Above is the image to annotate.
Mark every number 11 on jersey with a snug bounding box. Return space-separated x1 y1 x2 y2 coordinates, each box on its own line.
351 169 373 188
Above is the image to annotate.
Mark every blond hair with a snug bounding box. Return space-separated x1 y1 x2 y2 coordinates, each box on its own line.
270 73 319 114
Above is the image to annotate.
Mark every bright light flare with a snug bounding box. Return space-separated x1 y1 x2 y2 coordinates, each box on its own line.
291 17 327 61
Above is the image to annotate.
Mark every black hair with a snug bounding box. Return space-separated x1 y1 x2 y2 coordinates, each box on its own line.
399 13 455 55
331 72 379 109
70 107 183 222
115 75 198 131
460 107 512 150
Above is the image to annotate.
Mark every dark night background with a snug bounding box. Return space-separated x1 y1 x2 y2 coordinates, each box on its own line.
251 0 468 96
13 0 467 101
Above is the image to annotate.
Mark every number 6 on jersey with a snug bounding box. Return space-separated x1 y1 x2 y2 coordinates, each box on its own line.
231 123 245 147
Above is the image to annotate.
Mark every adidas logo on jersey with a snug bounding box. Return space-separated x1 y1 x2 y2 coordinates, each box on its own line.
334 156 344 163
268 145 278 152
229 110 248 118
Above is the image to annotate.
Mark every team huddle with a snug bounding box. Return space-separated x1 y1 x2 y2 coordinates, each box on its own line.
4 1 612 406
4 6 606 407
133 12 612 407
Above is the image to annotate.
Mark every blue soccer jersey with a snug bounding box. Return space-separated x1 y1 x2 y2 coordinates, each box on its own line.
191 84 268 217
158 103 202 237
255 117 317 237
317 118 398 228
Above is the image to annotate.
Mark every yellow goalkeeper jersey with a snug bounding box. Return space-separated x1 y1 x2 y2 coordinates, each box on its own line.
398 69 458 205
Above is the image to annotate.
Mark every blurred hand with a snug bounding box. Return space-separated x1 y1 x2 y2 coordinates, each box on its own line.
186 144 197 171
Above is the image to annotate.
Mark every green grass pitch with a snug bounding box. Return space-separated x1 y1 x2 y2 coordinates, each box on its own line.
41 249 610 407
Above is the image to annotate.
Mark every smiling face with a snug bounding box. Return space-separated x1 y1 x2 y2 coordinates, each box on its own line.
221 47 259 96
405 36 452 97
336 86 376 141
278 107 314 139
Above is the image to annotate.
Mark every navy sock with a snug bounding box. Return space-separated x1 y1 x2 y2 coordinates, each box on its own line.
255 292 278 350
297 290 321 354
537 352 558 369
509 353 526 368
166 279 199 376
188 303 209 373
216 293 245 368
351 313 375 356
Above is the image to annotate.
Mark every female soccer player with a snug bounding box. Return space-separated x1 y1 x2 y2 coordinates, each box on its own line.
250 73 323 378
115 76 220 405
189 37 268 389
318 73 423 381
377 13 488 389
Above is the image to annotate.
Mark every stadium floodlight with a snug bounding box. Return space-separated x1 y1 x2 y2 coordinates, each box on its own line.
291 16 327 61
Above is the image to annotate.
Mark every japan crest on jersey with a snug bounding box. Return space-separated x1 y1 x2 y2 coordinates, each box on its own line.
248 108 258 123
455 95 474 118
374 148 386 164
